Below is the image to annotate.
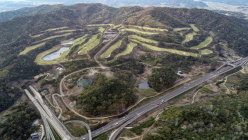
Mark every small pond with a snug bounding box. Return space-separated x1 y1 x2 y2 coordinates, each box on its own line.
139 80 151 89
61 41 74 45
42 47 69 60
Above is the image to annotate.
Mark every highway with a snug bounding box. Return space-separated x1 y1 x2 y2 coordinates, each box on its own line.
79 56 248 140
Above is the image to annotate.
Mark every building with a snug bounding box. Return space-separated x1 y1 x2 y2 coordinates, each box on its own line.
30 132 40 140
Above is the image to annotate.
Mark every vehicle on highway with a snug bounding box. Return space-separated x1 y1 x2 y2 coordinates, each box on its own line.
157 103 160 105
161 100 164 103
115 122 119 125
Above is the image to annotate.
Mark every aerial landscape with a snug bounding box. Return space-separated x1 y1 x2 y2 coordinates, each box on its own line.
1 0 248 140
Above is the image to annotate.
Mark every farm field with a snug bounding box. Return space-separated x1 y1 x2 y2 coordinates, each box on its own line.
173 27 191 32
129 35 158 44
127 25 168 32
120 28 158 35
77 34 100 55
131 39 198 57
115 43 137 58
101 40 122 58
190 24 200 32
34 47 59 65
19 42 46 55
182 32 197 44
201 49 213 55
191 37 213 50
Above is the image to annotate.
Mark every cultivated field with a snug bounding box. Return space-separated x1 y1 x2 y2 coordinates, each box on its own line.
120 28 158 35
191 37 213 50
131 39 198 57
201 49 213 55
173 27 191 32
127 25 168 32
101 40 122 58
19 42 46 55
129 35 158 44
77 34 100 55
182 32 197 44
115 43 137 58
190 24 200 32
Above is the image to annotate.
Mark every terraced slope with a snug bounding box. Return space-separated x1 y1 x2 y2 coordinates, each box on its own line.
101 40 122 58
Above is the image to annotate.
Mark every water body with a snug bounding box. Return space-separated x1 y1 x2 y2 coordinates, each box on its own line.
61 41 74 45
43 47 69 60
139 80 151 89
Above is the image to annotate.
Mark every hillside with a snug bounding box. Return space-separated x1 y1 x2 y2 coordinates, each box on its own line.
0 4 65 22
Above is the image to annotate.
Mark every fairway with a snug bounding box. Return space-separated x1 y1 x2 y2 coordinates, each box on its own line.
120 28 158 35
115 43 137 58
190 24 200 32
35 47 59 65
173 27 191 32
131 39 198 57
191 37 213 50
55 30 76 33
36 33 72 43
45 26 68 32
30 33 44 38
129 35 158 44
182 32 197 44
99 27 105 33
87 24 114 27
19 42 46 55
77 34 100 55
101 40 122 58
201 49 213 55
127 25 168 32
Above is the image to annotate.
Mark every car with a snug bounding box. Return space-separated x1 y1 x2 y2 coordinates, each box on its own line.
161 100 164 103
157 103 160 105
115 122 119 125
83 138 86 140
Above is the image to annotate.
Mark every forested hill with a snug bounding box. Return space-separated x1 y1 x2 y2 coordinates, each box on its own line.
0 4 65 22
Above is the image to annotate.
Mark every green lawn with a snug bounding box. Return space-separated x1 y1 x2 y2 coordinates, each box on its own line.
190 24 200 32
131 39 198 57
182 32 197 44
201 49 213 55
19 42 46 55
98 27 105 33
77 34 100 55
173 27 191 32
115 43 137 58
127 25 168 32
191 37 213 50
129 35 158 44
101 40 122 58
120 28 158 35
87 24 114 27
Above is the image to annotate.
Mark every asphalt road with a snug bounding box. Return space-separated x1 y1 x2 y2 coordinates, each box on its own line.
80 57 248 140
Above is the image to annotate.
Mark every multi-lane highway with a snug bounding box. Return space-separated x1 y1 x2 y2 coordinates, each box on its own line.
79 57 248 140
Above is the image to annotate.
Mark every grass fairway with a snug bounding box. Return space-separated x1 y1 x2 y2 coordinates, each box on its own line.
115 43 137 58
120 28 158 35
35 47 59 65
99 27 105 33
127 25 168 32
173 27 191 32
201 49 213 55
190 24 200 32
55 30 76 33
19 42 46 55
30 33 44 38
131 39 198 57
191 37 213 50
101 40 122 58
87 24 114 27
78 34 100 55
45 26 68 32
36 33 72 43
129 35 158 44
182 32 197 44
